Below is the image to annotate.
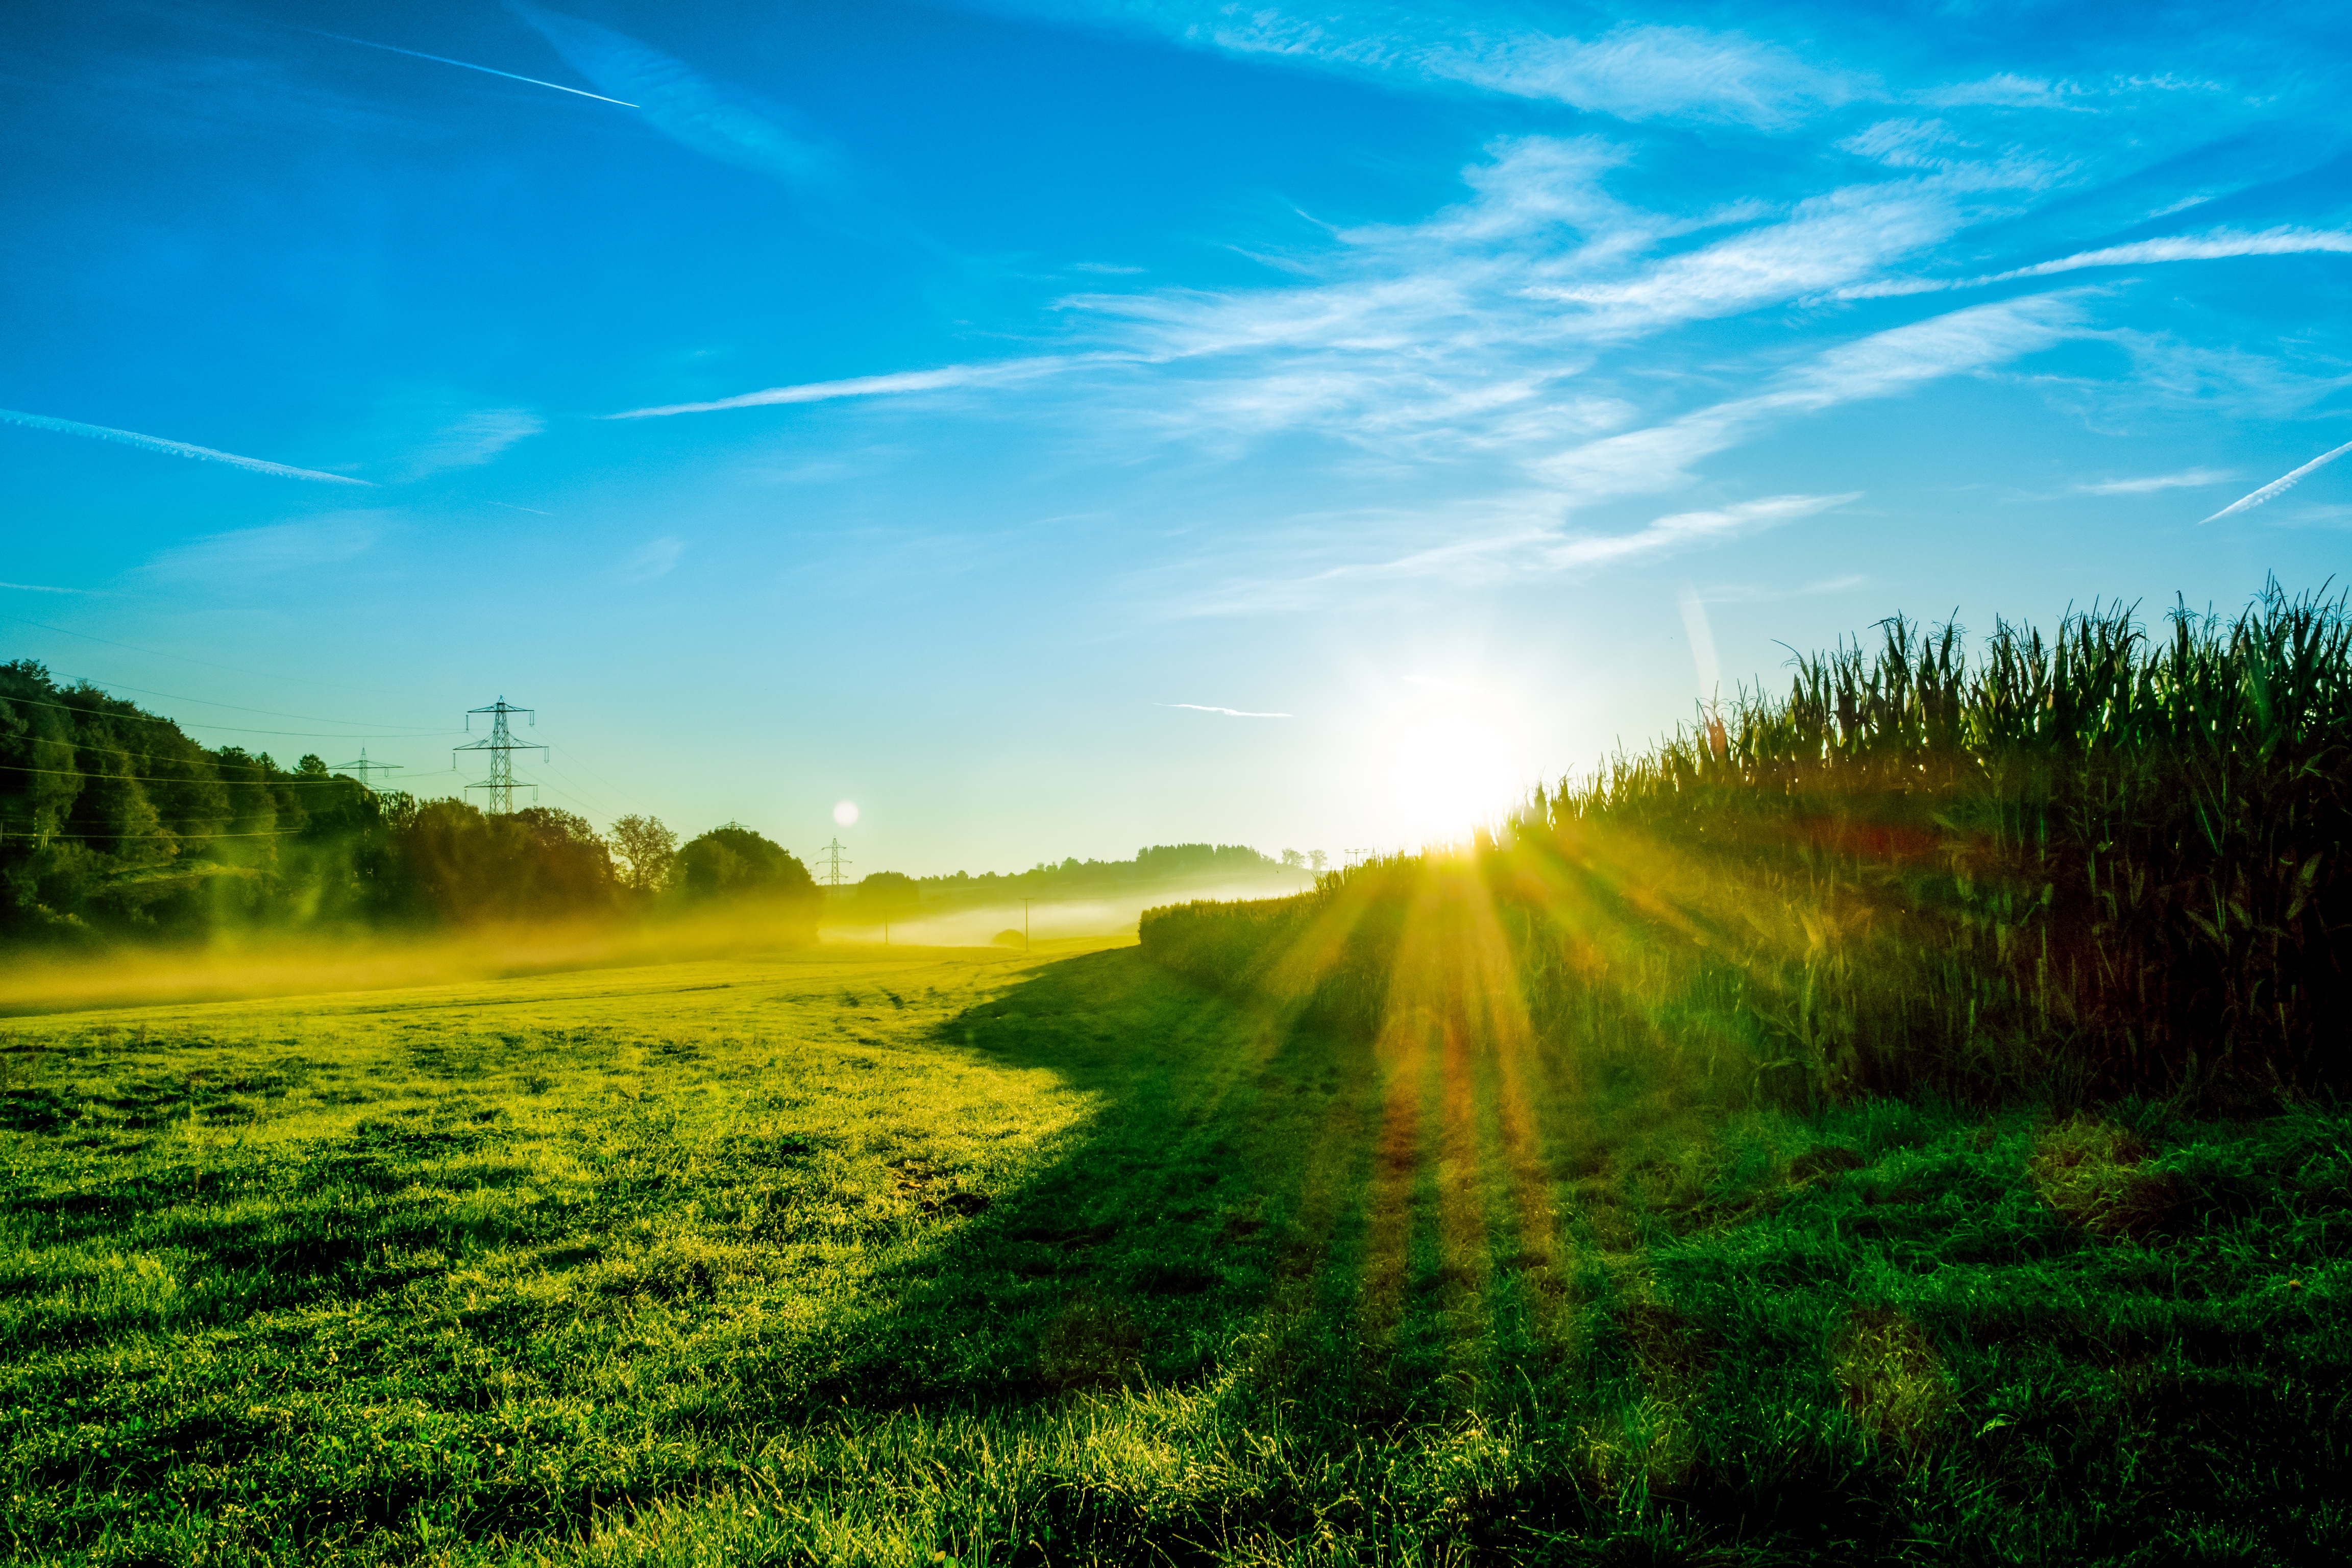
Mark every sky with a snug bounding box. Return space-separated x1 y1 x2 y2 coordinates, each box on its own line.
3 0 2349 875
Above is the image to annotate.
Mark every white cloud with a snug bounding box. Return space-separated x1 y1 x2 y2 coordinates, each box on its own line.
620 535 688 581
406 407 545 476
1158 702 1291 717
511 4 837 186
2073 468 2236 495
1544 493 1859 571
608 356 1107 419
1837 226 2352 301
143 517 380 580
1534 294 2088 497
982 4 1855 127
1186 489 1860 616
1919 73 2082 110
1688 574 1868 604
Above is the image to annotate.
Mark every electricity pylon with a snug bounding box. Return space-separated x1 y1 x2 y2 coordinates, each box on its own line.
815 837 852 888
454 697 546 814
329 746 402 792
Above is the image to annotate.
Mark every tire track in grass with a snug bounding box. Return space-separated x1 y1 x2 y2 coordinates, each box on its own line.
1436 1013 1498 1401
1353 1008 1434 1360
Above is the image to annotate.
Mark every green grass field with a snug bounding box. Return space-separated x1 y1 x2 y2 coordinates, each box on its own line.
2 936 2346 1565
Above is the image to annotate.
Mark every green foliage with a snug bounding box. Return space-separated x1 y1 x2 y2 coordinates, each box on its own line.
915 842 1300 910
0 659 401 941
1527 580 2352 1102
0 942 2344 1563
386 800 620 923
0 664 675 943
675 824 821 932
853 869 922 924
607 814 678 896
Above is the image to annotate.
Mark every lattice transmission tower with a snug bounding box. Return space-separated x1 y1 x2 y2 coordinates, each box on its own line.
814 837 852 888
454 697 546 814
329 746 403 792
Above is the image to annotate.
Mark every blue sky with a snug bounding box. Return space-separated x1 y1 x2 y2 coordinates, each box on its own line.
4 0 2349 872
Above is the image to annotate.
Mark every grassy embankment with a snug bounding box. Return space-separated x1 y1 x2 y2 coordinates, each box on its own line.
3 928 2346 1565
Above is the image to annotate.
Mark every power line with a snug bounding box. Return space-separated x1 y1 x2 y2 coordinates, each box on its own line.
814 836 851 888
1 689 459 739
6 826 312 840
454 697 544 815
0 760 382 787
0 609 394 694
542 744 664 822
328 746 402 791
62 675 447 731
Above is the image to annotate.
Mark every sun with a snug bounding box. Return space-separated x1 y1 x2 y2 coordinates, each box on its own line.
1384 707 1515 845
833 800 859 826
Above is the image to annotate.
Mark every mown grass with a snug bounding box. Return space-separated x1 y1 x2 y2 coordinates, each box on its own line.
2 937 2346 1564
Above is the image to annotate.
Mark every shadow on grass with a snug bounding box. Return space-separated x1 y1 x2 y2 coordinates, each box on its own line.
809 945 2352 1564
802 944 1376 1406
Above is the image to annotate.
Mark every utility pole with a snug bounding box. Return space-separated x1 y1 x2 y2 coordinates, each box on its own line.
815 837 852 889
1020 896 1035 952
329 746 402 793
454 698 545 814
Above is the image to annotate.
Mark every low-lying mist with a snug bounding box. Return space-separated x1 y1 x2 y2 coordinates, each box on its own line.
821 876 1306 949
0 903 869 1019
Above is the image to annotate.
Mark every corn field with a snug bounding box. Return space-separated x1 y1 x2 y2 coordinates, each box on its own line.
1143 582 2351 1107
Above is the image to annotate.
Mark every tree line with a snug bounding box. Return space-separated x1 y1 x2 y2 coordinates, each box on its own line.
0 662 816 945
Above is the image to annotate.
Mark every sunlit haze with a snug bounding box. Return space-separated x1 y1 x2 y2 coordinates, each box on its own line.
6 0 2348 871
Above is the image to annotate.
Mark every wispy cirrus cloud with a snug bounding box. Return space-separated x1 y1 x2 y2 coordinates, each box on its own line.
607 356 1118 419
510 4 836 186
1534 293 2088 498
1040 136 2043 466
405 407 545 476
620 536 687 581
604 136 2055 475
142 517 381 581
970 3 1855 127
1157 702 1292 717
1544 493 1860 570
0 408 372 485
2073 467 2236 495
1837 226 2352 300
1177 489 1863 617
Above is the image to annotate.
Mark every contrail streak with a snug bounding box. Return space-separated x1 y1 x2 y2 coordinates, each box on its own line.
2200 438 2352 524
605 355 1130 419
0 409 374 485
1158 703 1293 718
320 33 639 107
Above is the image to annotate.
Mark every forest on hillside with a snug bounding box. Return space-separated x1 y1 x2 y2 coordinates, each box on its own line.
1 661 1305 947
0 662 819 944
